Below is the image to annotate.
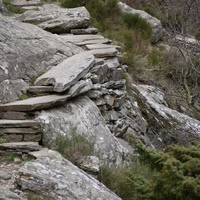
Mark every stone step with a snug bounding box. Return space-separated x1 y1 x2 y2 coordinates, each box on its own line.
88 48 118 58
86 44 121 51
11 0 41 7
60 34 105 43
0 127 40 135
0 119 40 128
0 111 34 120
71 28 98 35
76 39 112 46
34 52 95 92
0 142 42 152
60 34 112 46
0 94 70 112
27 86 54 94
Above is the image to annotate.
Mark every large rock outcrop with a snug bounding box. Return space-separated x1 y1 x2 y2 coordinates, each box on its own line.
118 1 165 43
16 4 90 33
17 149 122 200
36 96 131 166
131 83 200 149
0 13 82 104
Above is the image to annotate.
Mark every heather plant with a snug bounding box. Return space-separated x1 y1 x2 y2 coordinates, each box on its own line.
54 128 95 166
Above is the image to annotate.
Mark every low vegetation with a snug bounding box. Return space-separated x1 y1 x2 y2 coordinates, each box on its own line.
99 139 200 200
2 0 23 14
54 129 95 166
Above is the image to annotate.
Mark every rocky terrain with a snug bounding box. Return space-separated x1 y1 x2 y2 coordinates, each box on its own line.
0 1 200 199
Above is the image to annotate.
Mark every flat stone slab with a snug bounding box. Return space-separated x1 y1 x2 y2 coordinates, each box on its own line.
0 127 41 135
27 86 54 94
0 120 40 128
11 0 41 7
34 52 95 92
89 48 118 58
76 39 112 46
0 142 41 152
86 44 121 51
59 34 105 43
0 111 32 120
71 28 98 35
16 4 90 34
0 94 70 112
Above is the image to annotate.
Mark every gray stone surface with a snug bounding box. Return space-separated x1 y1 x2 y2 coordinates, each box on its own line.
0 187 20 200
0 14 82 104
86 44 121 51
71 27 98 35
0 142 41 152
0 111 31 120
132 83 200 147
118 1 165 43
0 119 40 128
0 94 70 112
17 149 121 200
88 48 118 58
36 96 131 166
34 52 95 92
27 86 54 94
16 4 90 34
59 34 105 43
11 0 41 7
76 38 112 46
68 79 93 97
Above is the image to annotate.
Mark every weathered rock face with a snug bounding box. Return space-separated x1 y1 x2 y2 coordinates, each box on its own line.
131 83 200 149
17 149 122 200
0 14 82 103
36 96 131 166
117 1 165 43
16 4 90 34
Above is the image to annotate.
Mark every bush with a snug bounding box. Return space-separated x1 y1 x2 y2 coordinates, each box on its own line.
123 13 152 40
99 139 200 200
54 129 95 166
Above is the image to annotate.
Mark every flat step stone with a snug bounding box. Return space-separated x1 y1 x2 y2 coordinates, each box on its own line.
76 39 112 46
34 52 95 92
27 86 54 94
0 111 33 120
89 48 118 58
0 94 70 112
0 142 41 152
11 0 41 7
59 34 105 43
86 44 121 51
0 120 40 128
71 28 98 35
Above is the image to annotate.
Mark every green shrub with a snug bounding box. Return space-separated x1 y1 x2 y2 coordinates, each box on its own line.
27 191 44 200
1 152 17 162
3 0 24 14
99 139 200 200
123 13 152 40
54 129 95 166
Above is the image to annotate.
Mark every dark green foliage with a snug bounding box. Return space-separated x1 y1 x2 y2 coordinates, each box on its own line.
132 139 200 200
99 139 200 200
123 13 152 40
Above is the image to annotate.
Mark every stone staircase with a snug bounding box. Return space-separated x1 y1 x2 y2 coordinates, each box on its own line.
0 33 125 154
